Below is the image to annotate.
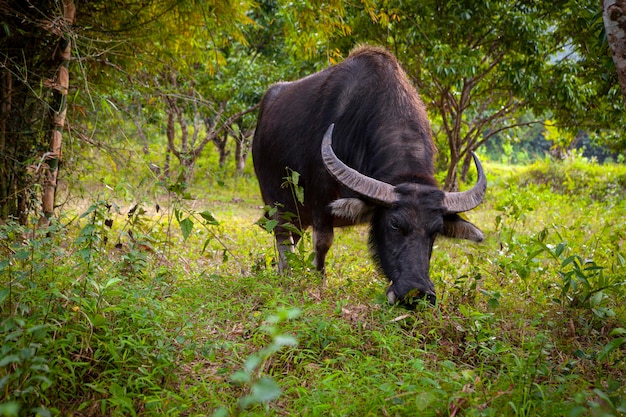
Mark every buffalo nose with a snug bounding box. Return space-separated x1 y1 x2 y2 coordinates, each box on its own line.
422 292 437 305
387 287 436 309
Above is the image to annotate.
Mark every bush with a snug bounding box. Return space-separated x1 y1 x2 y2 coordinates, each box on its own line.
518 156 626 201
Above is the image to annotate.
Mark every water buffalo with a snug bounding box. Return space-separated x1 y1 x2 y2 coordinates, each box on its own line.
252 46 486 306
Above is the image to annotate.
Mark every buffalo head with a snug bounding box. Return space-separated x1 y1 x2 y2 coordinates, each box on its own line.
322 124 486 307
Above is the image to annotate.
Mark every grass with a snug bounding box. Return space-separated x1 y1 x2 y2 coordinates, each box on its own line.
1 157 626 416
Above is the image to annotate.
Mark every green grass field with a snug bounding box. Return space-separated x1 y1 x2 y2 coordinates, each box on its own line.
1 159 625 416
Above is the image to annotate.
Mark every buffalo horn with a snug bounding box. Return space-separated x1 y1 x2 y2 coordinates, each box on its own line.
442 152 487 213
321 124 397 206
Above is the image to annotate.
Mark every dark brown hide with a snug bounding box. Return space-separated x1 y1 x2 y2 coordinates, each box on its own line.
252 46 486 306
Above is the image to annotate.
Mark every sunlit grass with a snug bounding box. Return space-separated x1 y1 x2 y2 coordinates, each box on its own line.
1 159 625 416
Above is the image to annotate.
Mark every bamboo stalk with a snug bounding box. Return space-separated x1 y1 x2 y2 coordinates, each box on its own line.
40 0 75 226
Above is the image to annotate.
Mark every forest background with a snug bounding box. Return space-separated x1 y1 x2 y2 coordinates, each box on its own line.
1 1 626 416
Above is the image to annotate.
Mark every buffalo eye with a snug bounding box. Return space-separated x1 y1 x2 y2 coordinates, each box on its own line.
388 216 409 235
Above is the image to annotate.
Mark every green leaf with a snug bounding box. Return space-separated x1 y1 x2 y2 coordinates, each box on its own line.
243 355 261 374
200 211 220 225
0 288 9 305
26 324 46 335
20 347 35 359
282 223 301 235
230 370 250 384
33 407 52 417
211 406 229 417
588 291 604 307
597 337 626 361
174 208 183 223
77 248 93 261
79 223 96 237
554 242 567 257
0 401 20 416
290 170 300 186
264 219 278 232
92 314 107 328
15 249 30 261
251 376 282 403
109 382 125 397
83 383 107 394
561 255 579 268
179 217 194 241
0 354 21 367
567 405 587 417
79 204 98 219
31 375 53 391
104 278 122 289
201 237 213 254
609 327 626 337
273 334 298 347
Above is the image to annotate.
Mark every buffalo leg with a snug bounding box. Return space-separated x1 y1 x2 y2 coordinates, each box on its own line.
276 235 292 274
312 227 334 274
275 226 302 274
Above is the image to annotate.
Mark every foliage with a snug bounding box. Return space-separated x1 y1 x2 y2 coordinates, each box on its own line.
543 120 577 158
0 1 66 223
273 0 626 188
4 0 626 225
517 156 626 200
320 1 570 189
2 157 626 416
2 3 626 414
214 307 300 416
549 1 626 150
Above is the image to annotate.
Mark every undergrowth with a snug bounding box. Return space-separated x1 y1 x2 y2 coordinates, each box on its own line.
1 160 625 416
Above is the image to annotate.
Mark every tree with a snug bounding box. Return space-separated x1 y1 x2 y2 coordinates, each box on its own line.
308 0 626 189
161 69 259 183
0 0 259 223
544 1 626 152
0 1 75 224
40 0 75 226
603 0 626 105
88 1 260 183
330 2 562 189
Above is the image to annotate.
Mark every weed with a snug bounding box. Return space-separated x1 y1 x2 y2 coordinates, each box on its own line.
2 160 626 416
256 169 316 273
212 307 300 416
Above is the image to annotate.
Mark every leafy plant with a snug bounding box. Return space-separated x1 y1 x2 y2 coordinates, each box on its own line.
2 156 626 416
256 169 315 272
212 307 301 416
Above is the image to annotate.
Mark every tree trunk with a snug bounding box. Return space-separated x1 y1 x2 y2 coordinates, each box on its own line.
40 0 75 226
132 96 150 156
443 158 460 192
444 132 461 191
165 92 199 183
165 106 176 180
459 152 473 183
235 134 246 176
217 133 229 168
603 0 626 105
0 71 11 221
164 148 171 179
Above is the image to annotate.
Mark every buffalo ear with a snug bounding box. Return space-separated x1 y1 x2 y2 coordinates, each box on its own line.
442 214 484 242
329 198 374 223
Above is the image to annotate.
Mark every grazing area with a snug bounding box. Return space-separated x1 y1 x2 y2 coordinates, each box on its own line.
2 157 625 416
2 2 626 416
